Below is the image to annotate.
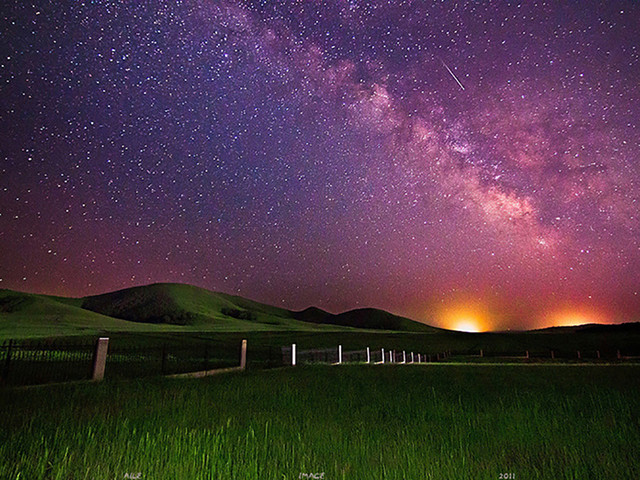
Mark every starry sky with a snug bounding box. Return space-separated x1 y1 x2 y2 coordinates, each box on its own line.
1 1 639 330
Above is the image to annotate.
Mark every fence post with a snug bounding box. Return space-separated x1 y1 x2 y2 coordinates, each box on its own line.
381 348 385 364
597 350 601 359
525 350 529 359
402 351 406 364
292 343 296 366
480 349 483 358
617 349 621 360
417 353 421 363
240 339 247 370
551 350 554 360
577 350 581 360
91 337 109 381
338 345 342 364
366 347 370 364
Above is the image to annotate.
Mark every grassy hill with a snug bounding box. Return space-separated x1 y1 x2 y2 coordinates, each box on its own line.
292 306 438 332
0 289 167 339
531 322 640 334
0 283 437 339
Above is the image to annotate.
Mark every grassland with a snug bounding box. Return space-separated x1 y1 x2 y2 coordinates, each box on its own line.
1 364 639 479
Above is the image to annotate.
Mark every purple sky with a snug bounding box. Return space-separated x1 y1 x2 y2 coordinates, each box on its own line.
1 1 639 329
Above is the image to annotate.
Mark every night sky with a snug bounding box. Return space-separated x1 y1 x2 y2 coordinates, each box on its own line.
1 1 639 330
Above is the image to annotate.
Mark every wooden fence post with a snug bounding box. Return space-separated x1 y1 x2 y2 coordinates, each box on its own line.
240 339 247 370
91 337 109 381
292 343 296 366
366 347 370 364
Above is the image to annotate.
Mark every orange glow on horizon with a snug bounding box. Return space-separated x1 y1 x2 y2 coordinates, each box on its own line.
438 301 490 332
540 306 610 329
451 317 482 332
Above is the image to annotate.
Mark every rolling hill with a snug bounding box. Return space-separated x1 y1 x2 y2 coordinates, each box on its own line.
0 283 438 339
292 306 435 332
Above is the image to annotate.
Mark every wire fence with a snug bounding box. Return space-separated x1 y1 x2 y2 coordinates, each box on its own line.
281 344 639 367
0 339 243 386
2 337 638 387
106 343 239 378
281 346 433 366
0 339 95 385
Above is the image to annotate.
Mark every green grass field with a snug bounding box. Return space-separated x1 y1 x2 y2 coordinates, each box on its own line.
1 364 638 479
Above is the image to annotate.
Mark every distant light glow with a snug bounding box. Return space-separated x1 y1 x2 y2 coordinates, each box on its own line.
554 314 592 328
540 307 610 329
439 301 490 332
451 318 481 333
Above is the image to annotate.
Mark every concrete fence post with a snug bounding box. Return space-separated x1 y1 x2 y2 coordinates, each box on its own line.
92 337 109 381
292 343 296 366
381 348 385 364
240 339 247 370
402 351 406 364
338 345 342 364
366 347 370 364
417 353 421 363
525 350 529 359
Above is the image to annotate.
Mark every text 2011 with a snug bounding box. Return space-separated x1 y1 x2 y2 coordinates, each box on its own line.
499 474 515 479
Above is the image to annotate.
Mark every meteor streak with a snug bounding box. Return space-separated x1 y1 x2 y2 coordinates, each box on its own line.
440 59 466 91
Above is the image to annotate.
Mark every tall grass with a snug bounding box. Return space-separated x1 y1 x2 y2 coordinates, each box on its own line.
1 365 639 479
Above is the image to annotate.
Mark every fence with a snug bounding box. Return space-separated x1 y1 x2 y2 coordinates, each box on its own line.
0 338 247 387
282 345 437 366
0 339 96 385
2 337 638 386
281 344 639 367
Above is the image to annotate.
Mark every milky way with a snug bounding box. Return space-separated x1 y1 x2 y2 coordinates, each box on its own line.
1 1 639 329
